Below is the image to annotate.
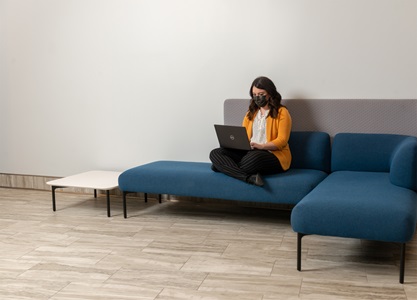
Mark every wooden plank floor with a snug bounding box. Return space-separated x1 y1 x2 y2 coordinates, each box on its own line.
0 187 416 299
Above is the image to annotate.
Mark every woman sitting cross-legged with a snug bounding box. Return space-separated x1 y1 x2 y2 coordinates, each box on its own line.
209 76 292 187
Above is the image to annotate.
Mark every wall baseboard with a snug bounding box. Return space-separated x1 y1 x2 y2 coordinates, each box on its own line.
1 173 56 190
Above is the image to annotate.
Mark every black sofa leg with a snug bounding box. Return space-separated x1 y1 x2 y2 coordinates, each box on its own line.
144 193 161 203
123 191 129 219
296 234 405 282
297 233 305 271
400 243 406 284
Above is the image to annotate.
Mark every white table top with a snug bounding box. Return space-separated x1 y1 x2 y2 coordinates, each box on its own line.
46 170 122 190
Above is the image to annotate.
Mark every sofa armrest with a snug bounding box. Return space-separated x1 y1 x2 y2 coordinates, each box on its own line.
390 137 417 191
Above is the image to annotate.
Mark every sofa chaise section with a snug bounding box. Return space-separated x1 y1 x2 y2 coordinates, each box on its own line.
291 133 417 283
118 131 331 218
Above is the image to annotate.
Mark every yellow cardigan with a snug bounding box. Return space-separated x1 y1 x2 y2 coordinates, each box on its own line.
242 106 292 171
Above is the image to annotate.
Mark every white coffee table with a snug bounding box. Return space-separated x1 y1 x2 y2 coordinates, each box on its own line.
46 170 122 217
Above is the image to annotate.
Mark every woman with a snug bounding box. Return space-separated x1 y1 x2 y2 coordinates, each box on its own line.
209 76 292 186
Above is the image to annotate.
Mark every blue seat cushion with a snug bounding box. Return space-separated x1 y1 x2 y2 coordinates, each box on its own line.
118 160 328 205
291 171 417 243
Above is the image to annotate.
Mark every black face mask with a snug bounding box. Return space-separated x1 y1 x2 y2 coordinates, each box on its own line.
253 95 268 108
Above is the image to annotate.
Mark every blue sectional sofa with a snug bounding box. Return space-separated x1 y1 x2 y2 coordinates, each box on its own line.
118 99 417 283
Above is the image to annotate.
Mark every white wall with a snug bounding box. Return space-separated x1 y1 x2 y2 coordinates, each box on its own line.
1 0 417 177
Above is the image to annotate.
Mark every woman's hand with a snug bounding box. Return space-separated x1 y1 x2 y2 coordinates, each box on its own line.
250 142 263 150
250 142 278 151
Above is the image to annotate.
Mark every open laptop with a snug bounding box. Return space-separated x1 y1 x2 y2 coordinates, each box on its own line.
214 124 252 150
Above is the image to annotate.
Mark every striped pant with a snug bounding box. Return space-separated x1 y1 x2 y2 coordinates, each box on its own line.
209 148 283 182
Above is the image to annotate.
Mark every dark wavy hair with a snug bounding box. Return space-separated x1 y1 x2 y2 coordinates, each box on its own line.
247 76 282 120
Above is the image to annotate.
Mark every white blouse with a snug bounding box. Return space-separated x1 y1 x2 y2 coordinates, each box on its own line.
251 110 269 144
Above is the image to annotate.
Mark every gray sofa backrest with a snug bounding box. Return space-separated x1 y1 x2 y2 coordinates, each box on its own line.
224 99 417 138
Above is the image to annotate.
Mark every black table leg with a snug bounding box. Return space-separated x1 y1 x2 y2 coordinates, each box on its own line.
106 190 111 217
52 186 58 211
